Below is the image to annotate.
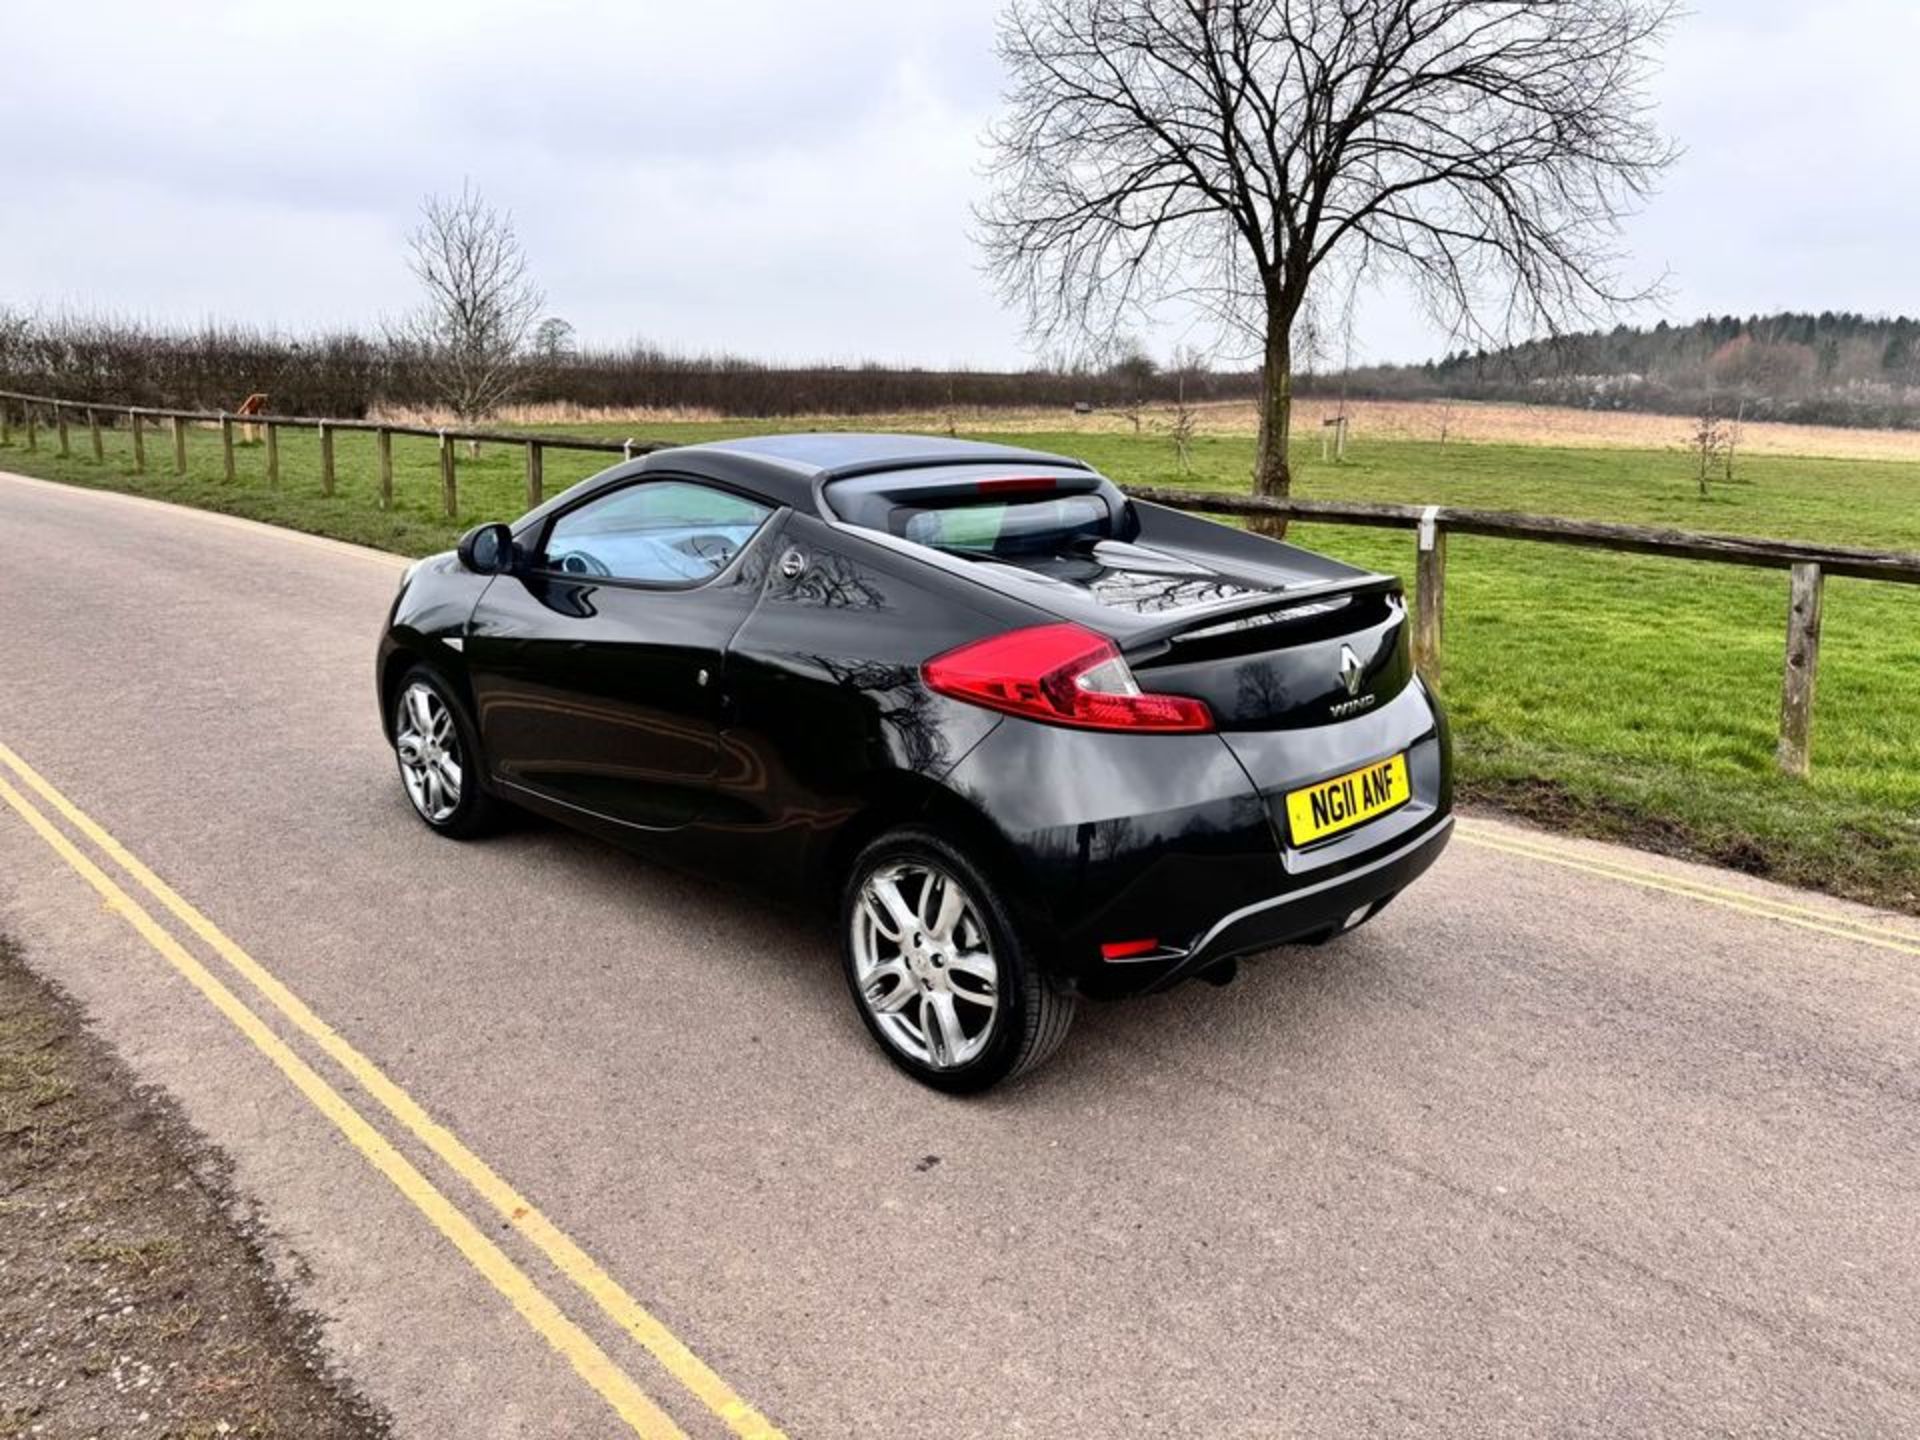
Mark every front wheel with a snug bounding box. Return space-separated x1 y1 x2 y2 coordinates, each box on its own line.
841 827 1075 1092
391 665 499 839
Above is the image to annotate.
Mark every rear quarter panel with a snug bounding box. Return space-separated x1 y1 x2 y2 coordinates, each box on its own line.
701 513 1043 892
941 720 1284 973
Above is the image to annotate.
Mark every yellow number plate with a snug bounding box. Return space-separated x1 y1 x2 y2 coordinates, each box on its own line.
1285 753 1411 845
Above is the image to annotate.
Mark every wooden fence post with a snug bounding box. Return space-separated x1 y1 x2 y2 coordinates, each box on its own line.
26 403 38 451
1 399 11 448
319 422 335 496
56 404 71 457
439 430 457 518
377 427 393 509
525 440 543 508
1413 505 1447 677
1320 415 1350 463
221 414 237 482
88 407 104 462
171 416 187 474
1777 562 1824 777
130 411 145 473
264 421 279 487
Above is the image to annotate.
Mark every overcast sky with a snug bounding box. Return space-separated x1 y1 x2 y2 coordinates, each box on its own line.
5 0 1915 368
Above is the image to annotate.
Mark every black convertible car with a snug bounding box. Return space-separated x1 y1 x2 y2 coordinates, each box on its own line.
378 435 1452 1089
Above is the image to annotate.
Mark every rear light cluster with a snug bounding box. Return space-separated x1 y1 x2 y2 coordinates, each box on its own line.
923 623 1214 733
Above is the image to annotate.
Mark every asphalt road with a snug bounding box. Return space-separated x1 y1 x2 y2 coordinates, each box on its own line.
3 468 1917 1439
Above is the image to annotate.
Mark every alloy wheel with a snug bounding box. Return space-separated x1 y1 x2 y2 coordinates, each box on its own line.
394 681 463 824
851 861 1001 1070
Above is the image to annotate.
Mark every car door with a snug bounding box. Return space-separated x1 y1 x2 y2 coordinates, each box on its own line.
465 476 779 832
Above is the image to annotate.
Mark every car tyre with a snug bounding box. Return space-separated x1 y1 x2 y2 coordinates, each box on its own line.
391 664 499 839
841 826 1075 1092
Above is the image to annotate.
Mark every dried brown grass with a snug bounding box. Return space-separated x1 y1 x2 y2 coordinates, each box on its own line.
380 395 1920 464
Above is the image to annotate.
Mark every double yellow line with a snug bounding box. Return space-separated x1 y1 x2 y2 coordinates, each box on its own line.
1456 819 1920 959
0 740 785 1440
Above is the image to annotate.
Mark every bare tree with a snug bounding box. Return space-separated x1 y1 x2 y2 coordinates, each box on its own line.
1168 342 1212 388
533 316 577 364
1689 395 1728 499
0 306 31 375
394 182 544 426
1169 373 1199 471
981 0 1677 530
1106 336 1156 431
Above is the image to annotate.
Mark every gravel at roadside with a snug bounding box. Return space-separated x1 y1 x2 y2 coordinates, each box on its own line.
0 937 388 1440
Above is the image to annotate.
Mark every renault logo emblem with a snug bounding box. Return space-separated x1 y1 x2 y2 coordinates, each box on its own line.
1338 644 1365 697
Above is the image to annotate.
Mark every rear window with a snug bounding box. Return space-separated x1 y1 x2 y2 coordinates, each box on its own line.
897 495 1111 555
826 466 1127 557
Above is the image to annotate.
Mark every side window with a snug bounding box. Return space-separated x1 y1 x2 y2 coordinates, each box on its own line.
541 481 773 585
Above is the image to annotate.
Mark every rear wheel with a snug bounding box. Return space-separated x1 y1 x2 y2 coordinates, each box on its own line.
391 665 499 839
841 827 1075 1092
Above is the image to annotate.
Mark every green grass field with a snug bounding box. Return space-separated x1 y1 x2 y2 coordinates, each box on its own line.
5 413 1917 911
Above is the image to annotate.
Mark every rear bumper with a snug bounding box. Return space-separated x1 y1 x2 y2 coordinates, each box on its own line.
941 679 1452 998
1111 814 1453 993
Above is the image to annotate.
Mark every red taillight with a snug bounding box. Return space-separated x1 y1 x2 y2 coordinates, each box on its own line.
1100 938 1161 961
922 623 1214 733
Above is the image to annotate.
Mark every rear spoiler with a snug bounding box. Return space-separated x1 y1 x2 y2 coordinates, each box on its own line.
1119 572 1403 656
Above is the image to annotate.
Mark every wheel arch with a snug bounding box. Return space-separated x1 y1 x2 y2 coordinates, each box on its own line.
817 772 1031 919
380 637 478 743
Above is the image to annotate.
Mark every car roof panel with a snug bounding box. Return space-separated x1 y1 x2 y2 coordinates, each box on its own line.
673 432 1089 478
515 433 1094 529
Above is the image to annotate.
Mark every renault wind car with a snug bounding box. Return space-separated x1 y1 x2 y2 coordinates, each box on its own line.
378 435 1453 1090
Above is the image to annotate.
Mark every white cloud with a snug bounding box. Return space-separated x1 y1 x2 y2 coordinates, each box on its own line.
4 0 1916 367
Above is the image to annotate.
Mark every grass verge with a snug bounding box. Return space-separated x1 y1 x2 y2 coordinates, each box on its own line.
3 418 1917 912
0 937 387 1440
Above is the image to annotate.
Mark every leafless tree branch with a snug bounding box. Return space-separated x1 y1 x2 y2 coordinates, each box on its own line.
979 0 1679 514
391 181 546 423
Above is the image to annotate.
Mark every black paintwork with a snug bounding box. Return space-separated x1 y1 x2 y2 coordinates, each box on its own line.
379 435 1453 996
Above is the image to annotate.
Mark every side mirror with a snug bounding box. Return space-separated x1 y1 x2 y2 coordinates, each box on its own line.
456 522 518 575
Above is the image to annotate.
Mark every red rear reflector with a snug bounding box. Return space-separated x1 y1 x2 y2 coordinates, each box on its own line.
1101 938 1161 961
975 475 1060 495
922 623 1214 733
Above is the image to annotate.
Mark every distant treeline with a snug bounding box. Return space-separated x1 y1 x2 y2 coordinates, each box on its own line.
1338 313 1920 430
7 308 1918 429
0 310 1261 419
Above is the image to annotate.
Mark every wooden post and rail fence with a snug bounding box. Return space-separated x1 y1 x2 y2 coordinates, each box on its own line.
1127 485 1920 779
0 388 647 523
3 387 1916 780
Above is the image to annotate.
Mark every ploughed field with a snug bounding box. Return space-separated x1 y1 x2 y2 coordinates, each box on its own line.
5 413 1917 911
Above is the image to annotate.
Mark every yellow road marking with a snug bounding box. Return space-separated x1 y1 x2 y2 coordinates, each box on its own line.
1456 819 1920 946
0 741 786 1440
0 772 688 1440
1456 827 1920 960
